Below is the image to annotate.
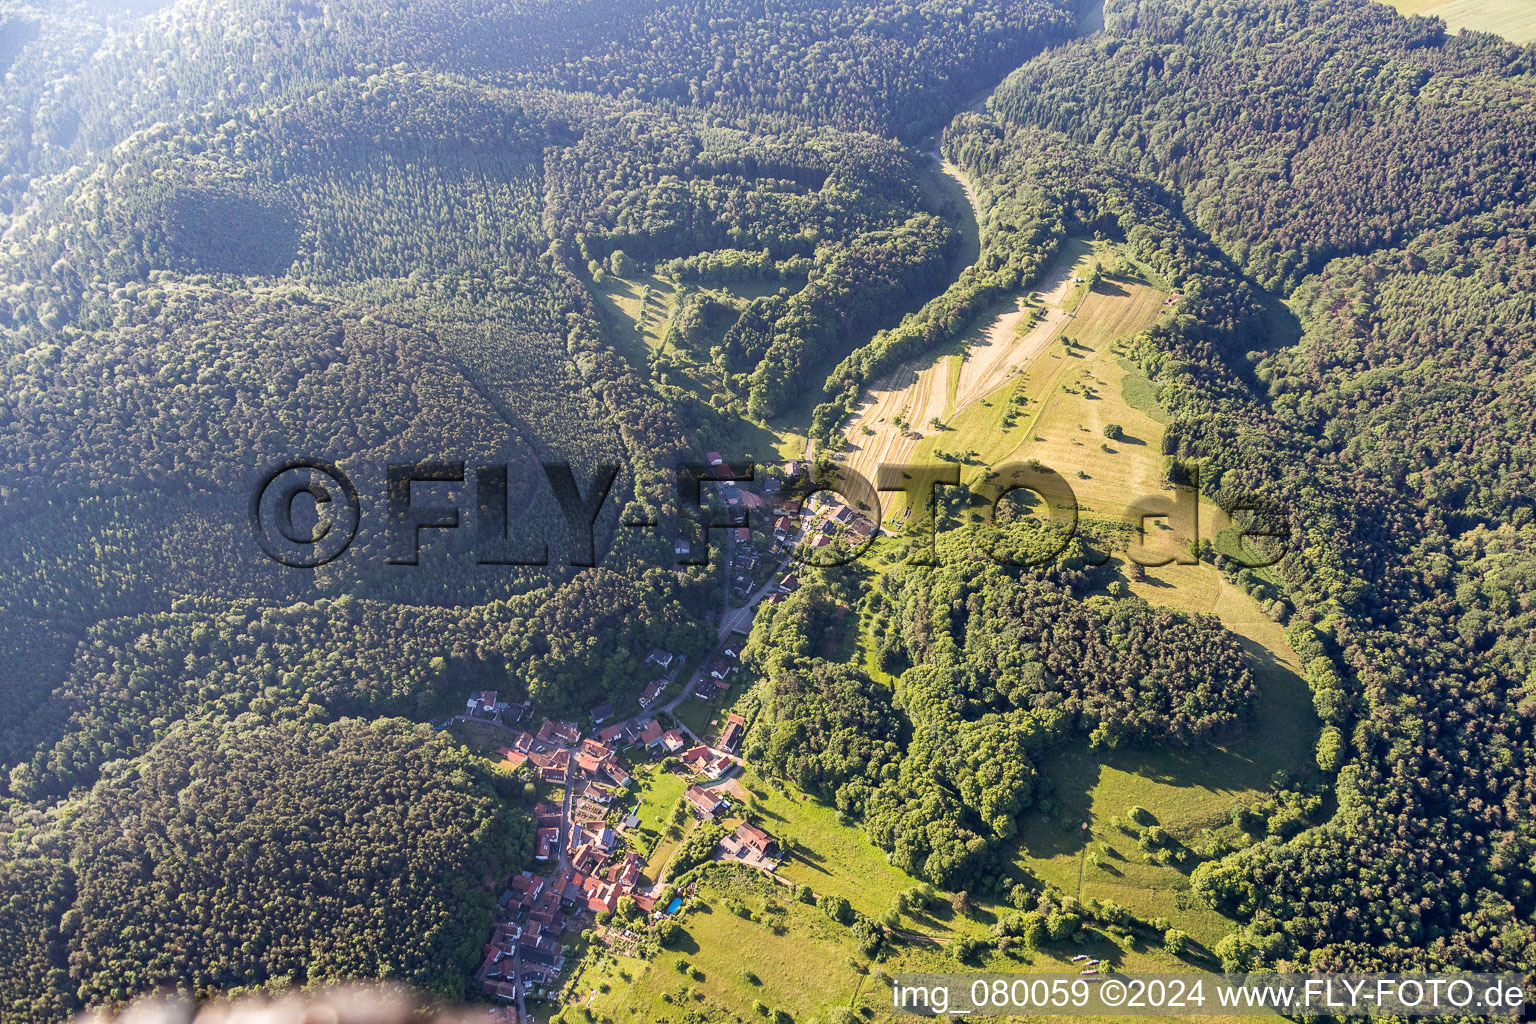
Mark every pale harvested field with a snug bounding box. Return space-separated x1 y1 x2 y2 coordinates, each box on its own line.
840 241 1094 522
952 250 1079 408
838 353 955 504
1383 0 1536 43
995 279 1172 522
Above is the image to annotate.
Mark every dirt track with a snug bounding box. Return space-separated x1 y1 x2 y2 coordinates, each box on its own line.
952 252 1080 409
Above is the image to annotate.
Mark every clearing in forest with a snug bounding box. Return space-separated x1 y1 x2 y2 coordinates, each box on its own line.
839 238 1155 525
1382 0 1536 44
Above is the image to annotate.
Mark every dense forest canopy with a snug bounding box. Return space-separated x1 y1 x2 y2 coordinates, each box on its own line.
969 0 1536 975
0 0 1085 1016
744 525 1257 888
2 0 1535 1017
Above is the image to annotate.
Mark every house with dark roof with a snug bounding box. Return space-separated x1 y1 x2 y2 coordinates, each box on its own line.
590 701 615 724
721 713 746 753
640 678 667 707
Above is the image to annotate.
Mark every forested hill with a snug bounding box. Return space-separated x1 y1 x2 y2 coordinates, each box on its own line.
990 0 1536 291
0 0 1083 1020
3 0 1536 1017
0 0 1074 212
969 0 1536 975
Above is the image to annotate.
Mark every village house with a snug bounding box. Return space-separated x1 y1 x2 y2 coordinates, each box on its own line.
577 778 614 807
660 728 687 754
720 713 746 753
465 690 505 718
529 748 571 784
683 744 731 779
645 648 675 670
603 760 632 788
590 701 615 724
735 822 777 858
640 678 667 707
684 784 726 819
637 719 664 747
537 720 582 747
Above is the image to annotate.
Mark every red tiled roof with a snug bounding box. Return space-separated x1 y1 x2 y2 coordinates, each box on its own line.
685 784 724 815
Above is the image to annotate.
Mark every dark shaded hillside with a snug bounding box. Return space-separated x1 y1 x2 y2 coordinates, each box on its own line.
989 0 1536 291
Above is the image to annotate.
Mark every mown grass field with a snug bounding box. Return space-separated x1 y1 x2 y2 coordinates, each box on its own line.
671 694 719 739
577 876 874 1023
569 865 1255 1024
911 272 1172 526
1383 0 1536 43
631 764 687 837
736 769 927 922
